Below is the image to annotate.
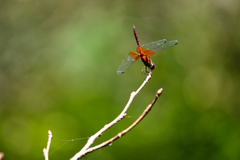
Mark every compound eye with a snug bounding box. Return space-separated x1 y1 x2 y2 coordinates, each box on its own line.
150 63 156 70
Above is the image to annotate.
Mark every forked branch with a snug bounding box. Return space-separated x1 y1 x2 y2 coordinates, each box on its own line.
79 88 163 157
71 72 163 160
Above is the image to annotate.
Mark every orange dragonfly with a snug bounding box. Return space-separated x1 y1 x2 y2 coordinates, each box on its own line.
117 25 178 76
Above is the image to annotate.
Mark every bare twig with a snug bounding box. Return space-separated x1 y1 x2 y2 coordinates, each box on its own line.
71 72 161 160
43 130 53 160
82 88 163 156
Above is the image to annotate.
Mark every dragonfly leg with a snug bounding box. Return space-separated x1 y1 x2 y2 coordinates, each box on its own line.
141 66 150 79
141 66 146 79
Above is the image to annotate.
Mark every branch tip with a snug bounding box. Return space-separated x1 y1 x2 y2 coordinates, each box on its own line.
157 88 163 95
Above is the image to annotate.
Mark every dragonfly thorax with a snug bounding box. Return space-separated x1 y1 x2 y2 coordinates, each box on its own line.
140 55 155 70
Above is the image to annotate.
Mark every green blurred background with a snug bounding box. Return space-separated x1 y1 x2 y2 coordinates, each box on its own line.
0 0 240 159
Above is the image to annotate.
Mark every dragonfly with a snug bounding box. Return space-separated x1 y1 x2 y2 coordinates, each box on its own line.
117 25 178 76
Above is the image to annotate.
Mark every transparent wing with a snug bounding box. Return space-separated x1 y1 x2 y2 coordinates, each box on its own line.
141 39 178 57
141 39 167 50
117 55 138 75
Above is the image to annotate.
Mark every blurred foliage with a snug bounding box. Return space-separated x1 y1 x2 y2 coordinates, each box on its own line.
0 0 240 159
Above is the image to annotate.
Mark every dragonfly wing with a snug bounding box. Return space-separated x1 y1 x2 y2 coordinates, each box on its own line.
141 39 178 57
141 39 167 50
117 55 137 75
157 40 178 52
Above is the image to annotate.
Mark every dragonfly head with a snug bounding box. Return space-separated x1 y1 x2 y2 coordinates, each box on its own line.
150 63 155 70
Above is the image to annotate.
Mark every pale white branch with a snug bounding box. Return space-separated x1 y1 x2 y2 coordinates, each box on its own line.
71 72 156 160
43 130 53 160
83 88 163 155
0 152 4 160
